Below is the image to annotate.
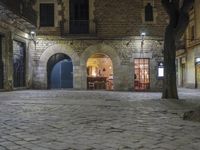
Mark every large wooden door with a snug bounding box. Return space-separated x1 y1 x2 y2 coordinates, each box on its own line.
48 53 73 89
50 59 73 89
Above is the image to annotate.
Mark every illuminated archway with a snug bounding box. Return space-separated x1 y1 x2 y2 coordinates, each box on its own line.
80 44 121 90
86 53 113 90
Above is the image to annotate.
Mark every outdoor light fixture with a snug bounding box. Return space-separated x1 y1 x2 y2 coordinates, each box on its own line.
195 58 200 64
158 62 164 79
141 32 146 47
141 32 146 36
30 31 36 36
30 30 36 44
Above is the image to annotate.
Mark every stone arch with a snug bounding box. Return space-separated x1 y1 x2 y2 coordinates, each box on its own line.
36 44 79 89
80 43 121 90
47 53 73 89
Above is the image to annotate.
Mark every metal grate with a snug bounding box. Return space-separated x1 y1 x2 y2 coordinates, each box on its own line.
134 58 150 91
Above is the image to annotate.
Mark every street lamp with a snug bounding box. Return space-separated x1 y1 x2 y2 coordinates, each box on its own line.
141 32 146 47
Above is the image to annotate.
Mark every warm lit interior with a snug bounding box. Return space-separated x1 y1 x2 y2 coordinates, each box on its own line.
86 53 113 90
134 58 150 90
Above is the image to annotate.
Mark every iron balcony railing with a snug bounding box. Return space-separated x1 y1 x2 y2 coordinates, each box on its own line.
70 20 89 34
60 19 96 35
0 0 36 26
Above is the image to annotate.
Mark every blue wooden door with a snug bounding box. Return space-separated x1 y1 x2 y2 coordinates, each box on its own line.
51 59 73 89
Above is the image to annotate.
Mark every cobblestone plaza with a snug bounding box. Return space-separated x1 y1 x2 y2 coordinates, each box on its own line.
0 89 200 150
0 0 200 149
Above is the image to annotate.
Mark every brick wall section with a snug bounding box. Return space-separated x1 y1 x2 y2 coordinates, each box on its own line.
36 0 168 38
33 37 163 91
94 0 167 38
33 0 166 91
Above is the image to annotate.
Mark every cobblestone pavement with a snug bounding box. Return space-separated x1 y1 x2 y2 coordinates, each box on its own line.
0 89 200 150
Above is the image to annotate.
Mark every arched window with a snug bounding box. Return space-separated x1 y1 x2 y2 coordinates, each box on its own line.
145 3 153 22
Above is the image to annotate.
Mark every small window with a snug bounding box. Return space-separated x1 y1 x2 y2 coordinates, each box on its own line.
145 3 153 22
40 3 54 27
69 0 89 34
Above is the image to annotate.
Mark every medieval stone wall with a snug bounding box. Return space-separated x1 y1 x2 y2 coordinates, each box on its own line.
32 0 166 91
35 0 168 37
94 0 167 38
33 36 163 91
176 0 200 89
0 21 35 90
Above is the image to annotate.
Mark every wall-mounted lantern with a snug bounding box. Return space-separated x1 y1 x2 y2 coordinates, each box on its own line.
158 62 164 79
195 58 200 65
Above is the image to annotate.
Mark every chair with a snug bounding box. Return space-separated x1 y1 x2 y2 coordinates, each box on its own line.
88 82 95 89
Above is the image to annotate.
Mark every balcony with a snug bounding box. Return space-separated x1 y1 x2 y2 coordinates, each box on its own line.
0 0 36 26
60 20 96 37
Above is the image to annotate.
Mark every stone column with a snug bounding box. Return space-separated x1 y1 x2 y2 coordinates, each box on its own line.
114 64 131 91
4 32 13 91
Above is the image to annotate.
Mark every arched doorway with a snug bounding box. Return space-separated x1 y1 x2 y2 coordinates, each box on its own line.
86 53 113 90
47 53 73 89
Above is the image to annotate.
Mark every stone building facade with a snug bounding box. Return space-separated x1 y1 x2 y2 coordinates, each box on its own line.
0 0 167 91
0 0 36 91
32 0 167 91
176 0 200 89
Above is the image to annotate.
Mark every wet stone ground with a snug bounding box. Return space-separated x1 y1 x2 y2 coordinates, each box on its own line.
0 88 200 150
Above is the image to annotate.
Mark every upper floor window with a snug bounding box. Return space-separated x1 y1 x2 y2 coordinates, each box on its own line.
40 3 54 27
145 3 153 22
69 0 89 34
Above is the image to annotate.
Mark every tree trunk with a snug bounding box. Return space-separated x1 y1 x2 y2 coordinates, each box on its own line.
162 25 178 99
161 0 194 99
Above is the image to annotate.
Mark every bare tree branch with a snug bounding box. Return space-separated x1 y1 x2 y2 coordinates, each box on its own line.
161 0 171 15
174 0 180 9
181 0 194 13
175 0 194 40
175 12 189 40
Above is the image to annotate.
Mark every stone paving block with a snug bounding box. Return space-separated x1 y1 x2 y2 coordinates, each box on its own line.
0 89 200 150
